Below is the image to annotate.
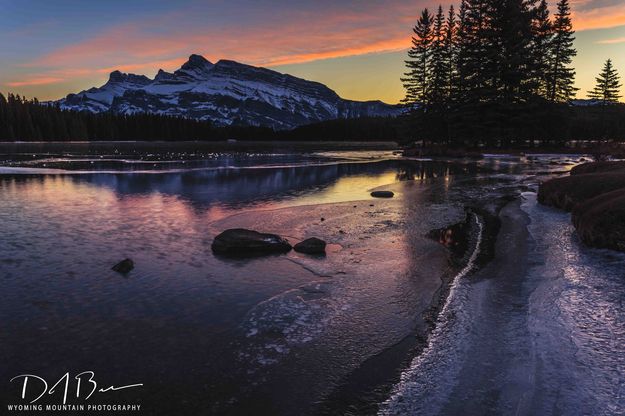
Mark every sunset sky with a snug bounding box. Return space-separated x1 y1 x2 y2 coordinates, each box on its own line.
1 0 624 103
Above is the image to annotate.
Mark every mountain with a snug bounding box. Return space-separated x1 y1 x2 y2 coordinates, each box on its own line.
56 54 402 130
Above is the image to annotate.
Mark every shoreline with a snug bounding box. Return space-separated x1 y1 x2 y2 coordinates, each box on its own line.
380 197 530 414
332 198 516 415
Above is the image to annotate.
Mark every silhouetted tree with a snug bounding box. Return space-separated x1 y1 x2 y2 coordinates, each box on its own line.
547 0 577 102
531 0 552 98
444 5 458 101
402 9 434 106
587 59 622 104
428 6 448 105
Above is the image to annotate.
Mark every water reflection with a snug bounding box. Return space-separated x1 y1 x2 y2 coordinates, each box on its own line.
0 154 535 414
1 159 506 212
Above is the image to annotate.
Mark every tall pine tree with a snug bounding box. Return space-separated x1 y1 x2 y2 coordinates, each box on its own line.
530 0 552 98
428 6 448 106
587 59 622 104
402 9 434 106
444 5 457 102
547 0 577 102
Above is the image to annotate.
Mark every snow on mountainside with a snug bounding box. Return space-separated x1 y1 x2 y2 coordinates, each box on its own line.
57 54 402 129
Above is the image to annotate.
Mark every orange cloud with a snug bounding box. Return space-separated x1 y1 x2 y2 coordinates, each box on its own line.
24 1 418 75
596 36 625 45
7 77 66 87
264 37 411 66
571 2 625 31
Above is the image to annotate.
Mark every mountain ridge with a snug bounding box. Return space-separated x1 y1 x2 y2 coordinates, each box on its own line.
56 54 402 129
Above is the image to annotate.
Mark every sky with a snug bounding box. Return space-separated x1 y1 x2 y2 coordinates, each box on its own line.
0 0 624 103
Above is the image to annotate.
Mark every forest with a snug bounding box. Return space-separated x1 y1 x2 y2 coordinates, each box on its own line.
400 0 624 145
2 90 624 144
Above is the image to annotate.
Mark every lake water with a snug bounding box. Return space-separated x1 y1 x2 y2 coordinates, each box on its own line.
1 142 622 415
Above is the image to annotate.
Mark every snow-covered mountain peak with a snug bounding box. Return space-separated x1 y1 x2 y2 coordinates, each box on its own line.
174 54 214 80
183 54 213 69
56 53 402 129
107 70 151 86
154 69 175 82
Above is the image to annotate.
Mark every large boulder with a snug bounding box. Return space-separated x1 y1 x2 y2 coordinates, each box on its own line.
294 237 326 254
211 228 291 255
571 161 625 175
572 188 625 251
538 172 625 211
112 258 134 274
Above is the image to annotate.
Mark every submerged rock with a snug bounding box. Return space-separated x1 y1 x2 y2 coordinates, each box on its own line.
211 228 291 255
371 190 394 198
112 258 134 274
294 237 326 254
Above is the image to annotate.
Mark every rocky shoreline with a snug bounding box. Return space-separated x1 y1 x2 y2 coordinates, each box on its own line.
538 161 625 251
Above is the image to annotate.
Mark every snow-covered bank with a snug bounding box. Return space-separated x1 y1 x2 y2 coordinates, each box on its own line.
380 194 625 416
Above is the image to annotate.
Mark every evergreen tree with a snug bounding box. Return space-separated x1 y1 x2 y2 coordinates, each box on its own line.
587 59 622 104
444 5 457 101
428 5 448 105
456 0 501 104
530 0 552 99
548 0 577 102
497 0 535 103
452 0 468 102
402 9 434 106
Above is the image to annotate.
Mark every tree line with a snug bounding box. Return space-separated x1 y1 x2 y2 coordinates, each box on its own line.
0 93 219 141
402 0 623 146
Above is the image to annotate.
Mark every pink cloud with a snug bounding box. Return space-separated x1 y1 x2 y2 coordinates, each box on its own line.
571 2 625 31
23 1 419 76
596 36 625 44
7 77 66 87
7 0 625 94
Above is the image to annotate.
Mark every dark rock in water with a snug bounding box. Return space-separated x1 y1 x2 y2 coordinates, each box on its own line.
538 172 625 211
371 190 394 198
112 258 134 273
572 188 625 252
211 228 291 255
428 206 501 268
294 237 326 254
428 219 470 256
571 161 625 176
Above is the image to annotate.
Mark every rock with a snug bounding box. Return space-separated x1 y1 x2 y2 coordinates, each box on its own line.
572 188 625 252
294 237 327 254
570 161 625 175
371 190 394 198
537 172 625 211
112 258 134 273
320 217 325 222
211 228 291 255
